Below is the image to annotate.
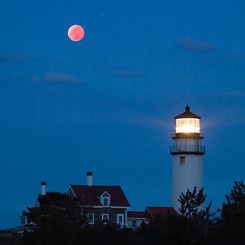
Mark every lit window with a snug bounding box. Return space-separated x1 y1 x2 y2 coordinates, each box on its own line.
87 213 94 224
176 118 200 133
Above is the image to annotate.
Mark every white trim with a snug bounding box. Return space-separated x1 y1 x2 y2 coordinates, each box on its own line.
127 217 147 220
67 187 77 198
100 191 111 207
125 209 128 227
101 213 109 223
92 205 129 209
87 213 94 224
117 214 124 226
101 191 111 198
110 205 130 209
20 216 28 225
101 196 110 207
145 207 151 214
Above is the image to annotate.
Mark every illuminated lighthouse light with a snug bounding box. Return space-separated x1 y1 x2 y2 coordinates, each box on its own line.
171 105 205 211
176 118 200 133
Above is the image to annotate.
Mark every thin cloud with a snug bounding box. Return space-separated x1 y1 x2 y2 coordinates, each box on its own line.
204 106 245 129
177 39 216 52
44 72 80 83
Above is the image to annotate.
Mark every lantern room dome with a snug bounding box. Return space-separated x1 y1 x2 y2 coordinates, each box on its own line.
174 105 201 134
175 105 200 119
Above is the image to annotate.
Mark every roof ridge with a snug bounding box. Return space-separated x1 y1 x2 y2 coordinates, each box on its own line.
146 206 174 208
70 184 121 187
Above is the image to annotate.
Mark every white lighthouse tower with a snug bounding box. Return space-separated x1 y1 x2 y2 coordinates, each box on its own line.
170 105 205 211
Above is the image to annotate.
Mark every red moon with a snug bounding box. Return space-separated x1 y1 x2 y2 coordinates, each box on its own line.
68 25 85 42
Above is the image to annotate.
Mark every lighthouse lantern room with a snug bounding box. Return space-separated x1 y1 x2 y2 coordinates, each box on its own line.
170 105 205 211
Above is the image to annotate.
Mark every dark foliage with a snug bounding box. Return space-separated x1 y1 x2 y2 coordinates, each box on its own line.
9 182 245 245
13 192 84 245
211 181 245 245
221 181 245 221
0 237 11 245
178 187 212 220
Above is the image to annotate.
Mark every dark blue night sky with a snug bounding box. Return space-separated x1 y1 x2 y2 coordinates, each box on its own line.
1 0 245 228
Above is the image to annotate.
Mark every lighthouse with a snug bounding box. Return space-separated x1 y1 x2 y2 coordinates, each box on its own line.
170 105 205 211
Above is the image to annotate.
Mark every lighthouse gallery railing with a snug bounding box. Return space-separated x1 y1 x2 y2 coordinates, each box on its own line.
170 145 205 154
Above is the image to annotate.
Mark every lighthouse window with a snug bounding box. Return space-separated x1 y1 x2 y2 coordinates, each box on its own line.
176 118 200 133
180 156 185 164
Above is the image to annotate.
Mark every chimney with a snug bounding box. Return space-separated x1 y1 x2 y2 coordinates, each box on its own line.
41 181 46 195
87 172 93 186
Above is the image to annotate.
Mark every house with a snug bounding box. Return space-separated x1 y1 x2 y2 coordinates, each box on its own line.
18 172 176 230
16 182 47 234
68 172 130 227
127 206 177 230
127 211 147 230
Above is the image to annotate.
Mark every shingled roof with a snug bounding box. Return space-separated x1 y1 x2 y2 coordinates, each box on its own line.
127 211 146 219
70 185 130 207
146 206 177 218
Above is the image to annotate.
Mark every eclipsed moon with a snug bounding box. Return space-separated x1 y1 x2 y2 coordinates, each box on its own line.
68 25 85 42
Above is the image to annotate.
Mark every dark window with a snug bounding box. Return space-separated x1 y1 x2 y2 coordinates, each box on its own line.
132 220 137 229
102 213 109 223
117 214 124 226
87 213 94 224
101 192 110 206
102 197 110 206
180 156 185 164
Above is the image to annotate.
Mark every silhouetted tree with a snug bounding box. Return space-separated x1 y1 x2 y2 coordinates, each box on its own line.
15 184 245 245
214 181 245 245
178 187 216 244
138 212 212 245
178 187 212 219
221 181 245 221
14 192 84 245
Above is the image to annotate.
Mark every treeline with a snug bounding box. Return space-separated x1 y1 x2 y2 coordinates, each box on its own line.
3 181 245 245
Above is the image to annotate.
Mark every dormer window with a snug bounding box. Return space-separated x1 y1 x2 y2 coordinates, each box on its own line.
100 191 110 207
102 197 109 206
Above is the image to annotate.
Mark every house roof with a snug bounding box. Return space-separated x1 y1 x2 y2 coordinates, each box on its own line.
70 185 130 207
146 206 177 218
127 211 146 219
